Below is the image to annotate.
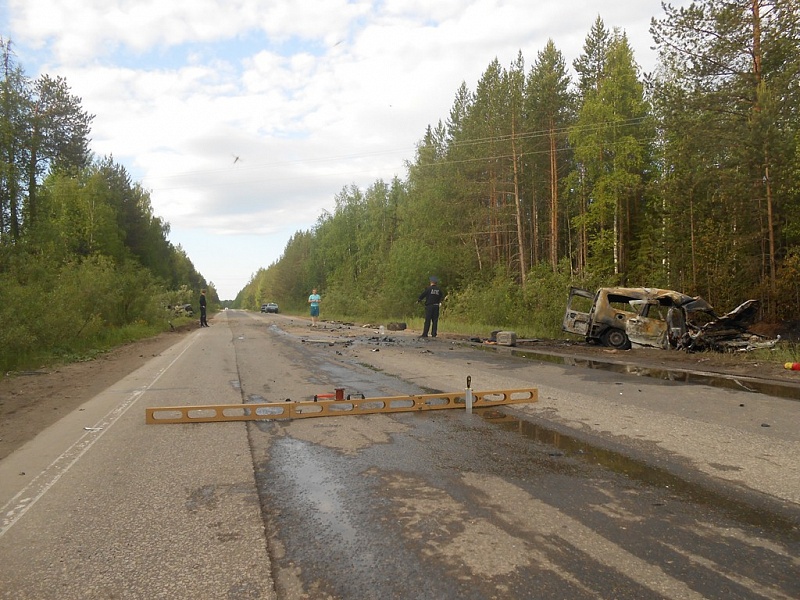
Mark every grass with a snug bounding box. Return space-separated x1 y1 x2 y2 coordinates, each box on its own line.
749 340 800 364
1 319 179 377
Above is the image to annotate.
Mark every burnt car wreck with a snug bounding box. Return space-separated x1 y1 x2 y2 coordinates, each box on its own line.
562 287 779 352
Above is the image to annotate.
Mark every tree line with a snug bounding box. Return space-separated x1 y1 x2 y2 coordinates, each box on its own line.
238 1 800 334
1 39 214 373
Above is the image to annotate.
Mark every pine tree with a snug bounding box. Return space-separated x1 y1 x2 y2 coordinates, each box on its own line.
651 0 800 312
570 28 652 281
526 39 574 272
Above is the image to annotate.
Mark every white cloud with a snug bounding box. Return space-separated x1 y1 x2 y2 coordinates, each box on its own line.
4 0 689 298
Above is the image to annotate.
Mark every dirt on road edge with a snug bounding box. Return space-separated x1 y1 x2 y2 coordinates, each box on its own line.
0 327 194 461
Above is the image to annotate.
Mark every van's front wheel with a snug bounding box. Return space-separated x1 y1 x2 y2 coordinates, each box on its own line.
602 328 631 350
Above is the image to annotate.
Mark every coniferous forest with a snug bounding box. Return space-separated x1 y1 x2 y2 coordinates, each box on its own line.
3 2 799 374
0 40 214 372
237 2 800 337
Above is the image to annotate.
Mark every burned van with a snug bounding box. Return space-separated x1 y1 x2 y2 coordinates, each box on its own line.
562 286 775 352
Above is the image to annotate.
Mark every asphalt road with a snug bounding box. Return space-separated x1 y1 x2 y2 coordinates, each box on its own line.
1 310 798 599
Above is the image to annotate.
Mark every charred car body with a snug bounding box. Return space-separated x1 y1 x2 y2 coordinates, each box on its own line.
562 287 778 352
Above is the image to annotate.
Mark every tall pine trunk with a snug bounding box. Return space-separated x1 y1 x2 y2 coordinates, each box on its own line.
549 119 559 271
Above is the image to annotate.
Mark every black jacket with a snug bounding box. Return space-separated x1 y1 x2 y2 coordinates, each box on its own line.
418 284 442 306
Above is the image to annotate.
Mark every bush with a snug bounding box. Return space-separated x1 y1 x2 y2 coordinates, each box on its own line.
0 254 177 374
443 260 579 338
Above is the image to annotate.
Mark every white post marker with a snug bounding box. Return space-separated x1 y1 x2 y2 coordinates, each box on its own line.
465 375 473 415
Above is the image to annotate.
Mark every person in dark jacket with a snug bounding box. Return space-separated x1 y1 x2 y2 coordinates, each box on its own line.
199 290 208 327
417 276 443 338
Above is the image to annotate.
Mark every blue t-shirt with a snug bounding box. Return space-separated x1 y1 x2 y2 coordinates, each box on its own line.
308 293 321 307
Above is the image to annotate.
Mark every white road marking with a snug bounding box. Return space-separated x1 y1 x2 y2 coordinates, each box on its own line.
0 337 197 538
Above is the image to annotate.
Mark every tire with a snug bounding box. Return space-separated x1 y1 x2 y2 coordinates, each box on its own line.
602 328 630 350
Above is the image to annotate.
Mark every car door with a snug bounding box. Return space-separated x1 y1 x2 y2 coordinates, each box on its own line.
624 301 669 348
562 287 594 336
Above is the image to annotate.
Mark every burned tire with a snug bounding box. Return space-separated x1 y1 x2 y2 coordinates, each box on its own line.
601 328 630 350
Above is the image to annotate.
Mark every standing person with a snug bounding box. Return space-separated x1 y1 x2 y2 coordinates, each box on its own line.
308 288 321 327
199 289 209 327
417 276 443 338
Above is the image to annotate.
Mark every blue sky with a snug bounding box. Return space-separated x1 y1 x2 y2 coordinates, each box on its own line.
1 0 689 300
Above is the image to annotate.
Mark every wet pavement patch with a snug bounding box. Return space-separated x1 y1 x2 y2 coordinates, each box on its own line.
480 408 800 537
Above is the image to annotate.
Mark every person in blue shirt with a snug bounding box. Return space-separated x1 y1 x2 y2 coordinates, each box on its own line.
417 276 443 338
308 288 321 326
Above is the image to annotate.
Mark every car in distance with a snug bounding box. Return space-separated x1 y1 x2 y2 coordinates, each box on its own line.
261 302 279 313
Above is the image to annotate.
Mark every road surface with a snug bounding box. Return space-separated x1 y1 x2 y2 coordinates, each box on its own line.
1 310 798 599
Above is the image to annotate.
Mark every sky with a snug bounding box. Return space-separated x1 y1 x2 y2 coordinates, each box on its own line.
1 0 689 300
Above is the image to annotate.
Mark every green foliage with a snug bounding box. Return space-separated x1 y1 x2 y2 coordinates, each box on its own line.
383 239 444 317
1 41 94 242
0 254 174 372
650 0 800 317
774 248 800 321
446 268 524 328
0 48 212 374
444 260 578 338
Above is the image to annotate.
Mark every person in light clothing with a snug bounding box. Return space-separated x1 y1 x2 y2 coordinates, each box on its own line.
308 288 321 326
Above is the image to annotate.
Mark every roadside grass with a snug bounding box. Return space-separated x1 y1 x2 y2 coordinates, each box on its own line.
673 339 798 367
288 307 559 341
400 317 541 340
1 318 186 377
750 340 800 364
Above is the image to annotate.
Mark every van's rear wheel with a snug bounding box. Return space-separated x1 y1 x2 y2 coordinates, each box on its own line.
602 329 630 350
